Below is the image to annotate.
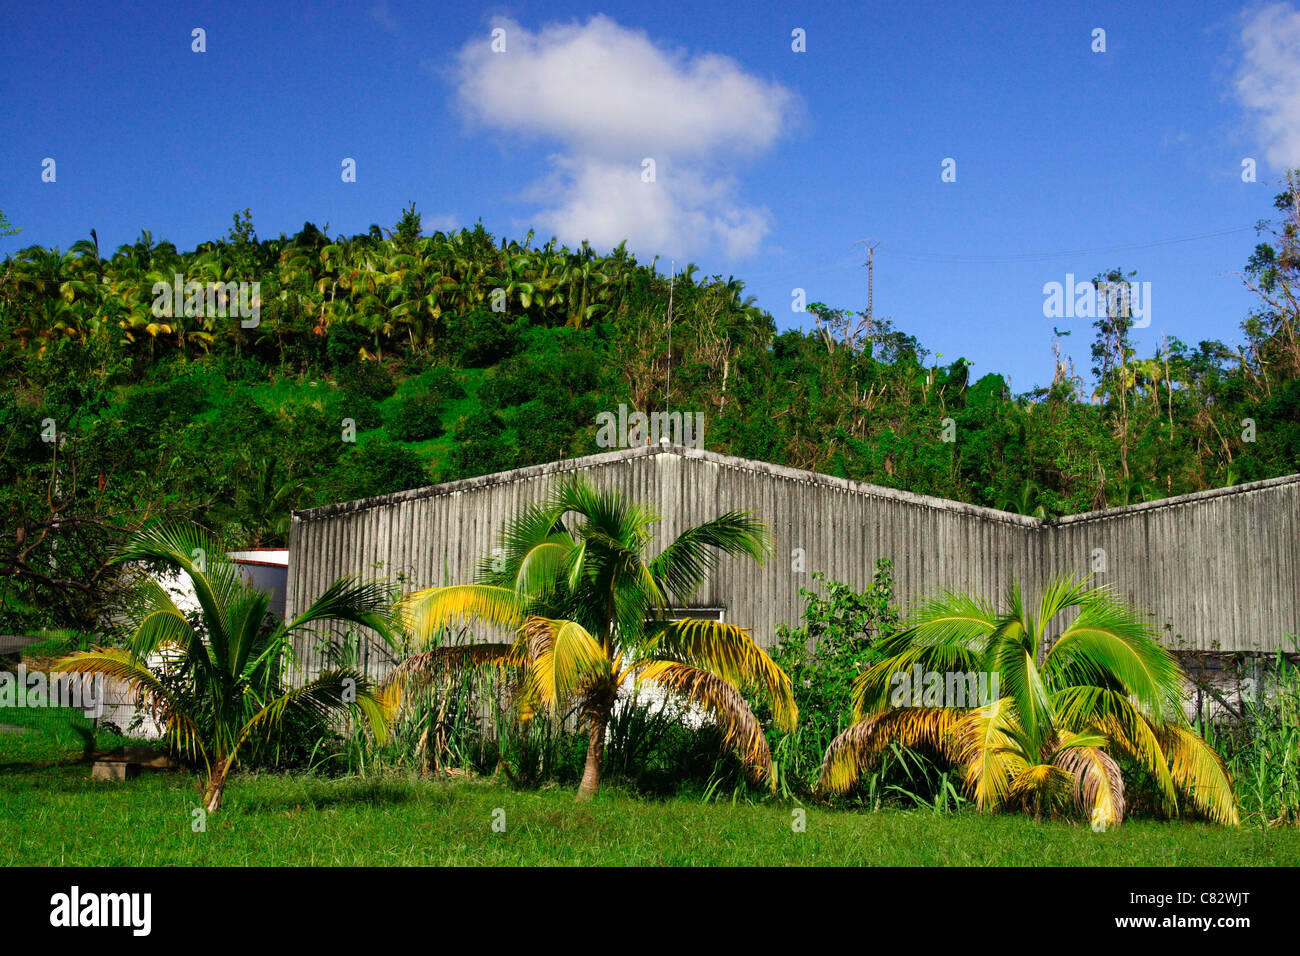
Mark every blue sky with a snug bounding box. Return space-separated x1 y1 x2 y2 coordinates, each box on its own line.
2 0 1298 392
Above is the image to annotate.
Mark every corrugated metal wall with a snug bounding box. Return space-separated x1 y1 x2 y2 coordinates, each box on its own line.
286 446 1300 681
1044 474 1300 655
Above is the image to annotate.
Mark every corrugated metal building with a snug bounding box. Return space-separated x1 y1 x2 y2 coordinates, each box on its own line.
286 444 1300 682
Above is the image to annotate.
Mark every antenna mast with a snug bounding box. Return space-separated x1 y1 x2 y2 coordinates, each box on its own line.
856 239 883 344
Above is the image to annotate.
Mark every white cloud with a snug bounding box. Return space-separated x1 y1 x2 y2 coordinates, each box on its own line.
418 213 458 234
451 16 795 260
1235 3 1300 170
370 4 400 35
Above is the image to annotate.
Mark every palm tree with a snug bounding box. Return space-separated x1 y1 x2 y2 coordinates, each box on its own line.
819 576 1238 825
55 523 396 812
998 479 1049 519
394 476 798 799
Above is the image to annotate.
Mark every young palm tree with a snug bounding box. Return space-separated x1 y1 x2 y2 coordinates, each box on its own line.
394 476 798 799
819 576 1238 825
55 523 396 812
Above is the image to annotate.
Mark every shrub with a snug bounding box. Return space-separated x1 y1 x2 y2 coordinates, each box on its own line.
410 365 466 403
509 400 575 466
447 308 523 368
336 359 395 401
323 436 430 500
444 410 516 480
762 560 907 798
326 322 370 368
385 391 446 442
330 390 381 433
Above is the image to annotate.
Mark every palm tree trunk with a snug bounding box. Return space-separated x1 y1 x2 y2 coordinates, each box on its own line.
576 705 610 801
202 755 235 813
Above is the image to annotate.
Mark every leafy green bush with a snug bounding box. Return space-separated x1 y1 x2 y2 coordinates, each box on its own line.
336 359 395 401
384 391 446 442
410 365 466 402
326 322 371 368
447 308 524 368
765 560 898 795
752 561 969 810
330 390 381 433
322 436 429 500
445 410 516 480
509 400 575 466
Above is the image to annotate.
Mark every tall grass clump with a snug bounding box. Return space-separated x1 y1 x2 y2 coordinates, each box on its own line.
1201 641 1300 826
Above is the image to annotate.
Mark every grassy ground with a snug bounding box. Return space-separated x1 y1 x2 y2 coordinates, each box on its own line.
0 702 135 767
3 711 1299 866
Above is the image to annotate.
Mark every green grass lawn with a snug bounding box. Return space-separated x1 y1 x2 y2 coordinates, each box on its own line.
0 702 136 768
3 712 1299 866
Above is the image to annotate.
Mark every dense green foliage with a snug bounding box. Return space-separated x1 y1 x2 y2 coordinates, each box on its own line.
3 178 1298 637
1201 647 1300 826
765 563 896 792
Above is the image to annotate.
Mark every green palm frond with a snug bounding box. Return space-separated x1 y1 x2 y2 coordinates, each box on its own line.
1044 587 1183 720
513 539 576 600
546 477 650 555
241 668 396 749
877 591 998 658
53 648 206 764
116 522 245 649
286 576 396 643
988 619 1053 752
1034 575 1094 642
649 511 771 605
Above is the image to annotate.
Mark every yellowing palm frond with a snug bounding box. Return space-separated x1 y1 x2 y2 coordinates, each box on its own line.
1157 723 1240 825
386 641 523 701
643 618 797 732
1055 685 1179 813
955 697 1025 811
399 584 527 642
519 616 609 712
1008 762 1073 814
633 660 774 785
1054 734 1126 827
819 708 963 795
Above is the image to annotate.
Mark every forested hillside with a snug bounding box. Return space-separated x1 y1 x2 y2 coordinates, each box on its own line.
3 177 1298 633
